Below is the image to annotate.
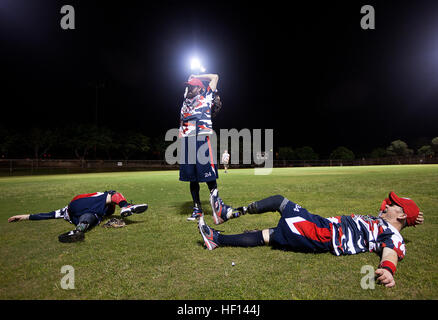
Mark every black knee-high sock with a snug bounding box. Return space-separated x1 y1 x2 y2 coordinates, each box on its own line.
247 195 285 214
206 180 217 192
190 182 201 208
217 231 265 247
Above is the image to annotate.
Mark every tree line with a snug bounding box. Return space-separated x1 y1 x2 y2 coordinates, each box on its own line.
278 138 438 160
1 125 437 161
0 125 170 160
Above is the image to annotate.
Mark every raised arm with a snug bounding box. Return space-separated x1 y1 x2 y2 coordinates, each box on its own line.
375 247 398 288
189 74 219 92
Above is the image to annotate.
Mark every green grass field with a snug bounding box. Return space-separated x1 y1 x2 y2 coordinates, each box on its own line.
0 165 437 300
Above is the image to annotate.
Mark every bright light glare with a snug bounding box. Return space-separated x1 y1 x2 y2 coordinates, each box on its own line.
190 57 206 72
190 58 201 70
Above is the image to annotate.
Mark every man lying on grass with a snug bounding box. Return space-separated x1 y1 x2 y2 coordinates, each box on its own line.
8 190 148 243
199 191 424 288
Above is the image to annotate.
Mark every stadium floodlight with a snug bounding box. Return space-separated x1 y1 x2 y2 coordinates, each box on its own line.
190 58 201 70
190 57 206 72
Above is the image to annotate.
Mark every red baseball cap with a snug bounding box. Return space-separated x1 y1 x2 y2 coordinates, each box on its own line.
382 191 420 226
185 78 205 89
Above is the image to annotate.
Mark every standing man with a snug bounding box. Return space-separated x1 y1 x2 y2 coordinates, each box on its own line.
179 74 233 223
222 150 230 173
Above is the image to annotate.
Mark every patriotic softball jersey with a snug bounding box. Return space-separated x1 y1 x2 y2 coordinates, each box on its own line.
29 192 112 225
179 83 214 138
67 192 110 224
327 214 405 259
271 198 406 260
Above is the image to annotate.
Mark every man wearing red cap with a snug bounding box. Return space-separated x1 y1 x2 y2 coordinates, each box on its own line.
198 191 424 288
179 74 233 222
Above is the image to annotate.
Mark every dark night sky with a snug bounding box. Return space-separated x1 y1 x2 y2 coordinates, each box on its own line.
1 0 438 158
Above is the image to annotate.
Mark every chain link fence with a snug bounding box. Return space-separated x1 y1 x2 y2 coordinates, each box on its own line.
1 156 437 176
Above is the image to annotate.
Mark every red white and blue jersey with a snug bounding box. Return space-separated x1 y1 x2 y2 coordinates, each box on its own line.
327 214 406 260
67 192 108 217
179 83 214 138
29 192 112 225
272 199 406 260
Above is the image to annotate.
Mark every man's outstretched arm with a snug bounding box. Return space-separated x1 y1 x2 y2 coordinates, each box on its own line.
375 247 398 288
8 207 67 222
9 212 56 222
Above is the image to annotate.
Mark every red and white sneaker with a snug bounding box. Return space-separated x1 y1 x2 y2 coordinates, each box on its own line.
187 206 203 221
210 189 233 225
198 216 220 250
120 203 148 218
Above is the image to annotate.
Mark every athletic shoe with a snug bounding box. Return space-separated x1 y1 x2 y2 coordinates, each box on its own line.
198 216 220 250
187 206 203 221
58 229 85 243
210 189 233 225
120 203 148 218
233 206 248 216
